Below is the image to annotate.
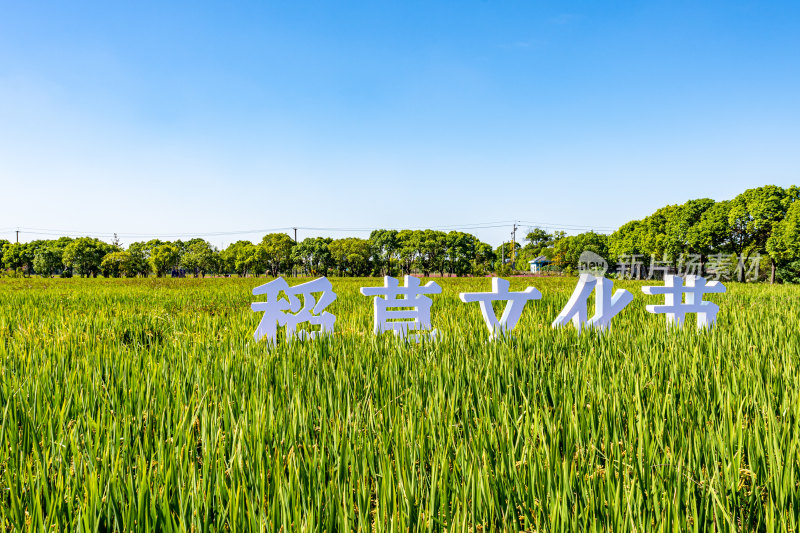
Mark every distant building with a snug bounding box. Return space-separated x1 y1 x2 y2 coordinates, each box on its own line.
528 255 551 273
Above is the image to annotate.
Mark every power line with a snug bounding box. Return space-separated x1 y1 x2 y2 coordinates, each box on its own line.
6 222 510 238
9 227 296 238
4 219 618 241
518 220 617 230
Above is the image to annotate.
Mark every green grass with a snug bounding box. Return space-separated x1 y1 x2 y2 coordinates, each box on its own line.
1 276 799 531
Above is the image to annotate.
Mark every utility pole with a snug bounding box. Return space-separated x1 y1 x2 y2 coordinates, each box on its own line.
511 222 518 271
292 228 297 278
16 229 19 243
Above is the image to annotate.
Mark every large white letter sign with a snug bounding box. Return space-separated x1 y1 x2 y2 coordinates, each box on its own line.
459 277 541 339
360 275 441 339
642 275 726 329
552 274 633 334
252 276 337 342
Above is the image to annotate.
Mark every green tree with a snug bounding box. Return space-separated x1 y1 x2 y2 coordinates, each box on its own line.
126 242 153 277
33 245 63 277
369 229 399 276
221 241 266 277
149 244 180 277
260 233 295 277
220 241 252 276
473 242 496 275
236 243 258 277
611 200 732 276
609 207 677 264
729 185 791 282
767 200 800 282
62 238 111 277
418 230 448 277
101 251 135 278
609 220 644 260
328 238 373 276
525 228 553 248
181 240 217 277
0 239 9 269
293 237 332 276
639 205 680 260
519 228 557 267
685 200 733 263
2 242 34 275
250 245 268 277
31 237 73 277
396 230 421 275
663 198 716 261
551 232 610 274
445 231 478 276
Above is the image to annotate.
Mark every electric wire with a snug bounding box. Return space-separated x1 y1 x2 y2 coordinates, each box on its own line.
2 219 617 241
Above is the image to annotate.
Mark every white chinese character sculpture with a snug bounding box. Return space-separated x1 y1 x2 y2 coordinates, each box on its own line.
360 275 441 339
552 273 633 333
252 277 337 342
642 275 725 329
459 277 541 339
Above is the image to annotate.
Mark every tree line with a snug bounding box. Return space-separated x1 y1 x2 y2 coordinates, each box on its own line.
550 184 800 283
0 230 504 279
2 184 799 282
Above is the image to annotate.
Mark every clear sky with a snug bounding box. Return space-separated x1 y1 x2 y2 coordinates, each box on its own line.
1 1 799 247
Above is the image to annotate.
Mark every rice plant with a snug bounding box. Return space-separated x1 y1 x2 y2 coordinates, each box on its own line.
0 276 798 531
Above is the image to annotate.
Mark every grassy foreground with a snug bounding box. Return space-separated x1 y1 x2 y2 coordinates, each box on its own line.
0 276 799 531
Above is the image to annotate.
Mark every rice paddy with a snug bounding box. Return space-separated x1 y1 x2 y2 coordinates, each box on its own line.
1 276 798 531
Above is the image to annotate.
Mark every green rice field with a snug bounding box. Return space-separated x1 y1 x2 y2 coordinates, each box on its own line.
1 276 799 531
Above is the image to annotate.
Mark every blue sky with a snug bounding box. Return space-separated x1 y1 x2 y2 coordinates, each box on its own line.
1 1 799 247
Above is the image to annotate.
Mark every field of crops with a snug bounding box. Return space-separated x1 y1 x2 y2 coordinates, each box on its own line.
0 276 799 531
